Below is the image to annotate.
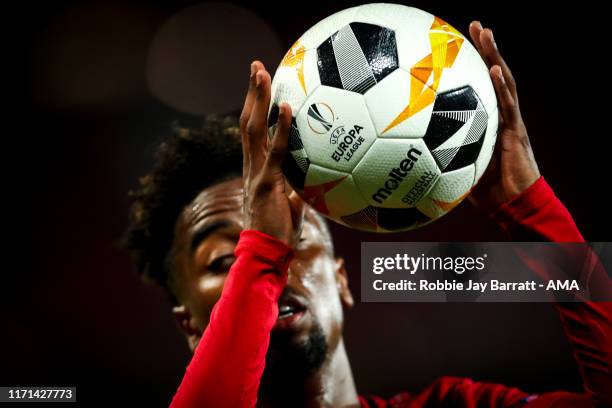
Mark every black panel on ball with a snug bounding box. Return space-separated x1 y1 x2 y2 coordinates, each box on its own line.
288 120 304 151
376 206 430 231
317 38 343 89
341 205 378 231
267 103 279 128
281 118 309 191
444 132 485 172
423 111 466 152
341 205 430 232
316 22 398 94
349 22 398 83
282 153 309 193
434 85 479 111
423 85 480 151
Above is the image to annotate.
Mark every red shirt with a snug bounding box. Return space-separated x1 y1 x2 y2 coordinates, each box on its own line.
170 177 612 407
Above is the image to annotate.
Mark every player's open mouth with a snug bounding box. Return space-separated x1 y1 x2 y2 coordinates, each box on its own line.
275 295 308 329
278 304 305 319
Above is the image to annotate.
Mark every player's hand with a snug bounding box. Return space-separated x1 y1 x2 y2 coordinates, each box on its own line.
239 61 305 247
466 22 540 213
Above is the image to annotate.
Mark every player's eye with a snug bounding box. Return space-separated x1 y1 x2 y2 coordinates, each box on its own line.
207 254 235 274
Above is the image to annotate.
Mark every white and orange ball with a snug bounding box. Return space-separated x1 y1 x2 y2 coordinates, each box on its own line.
268 4 497 232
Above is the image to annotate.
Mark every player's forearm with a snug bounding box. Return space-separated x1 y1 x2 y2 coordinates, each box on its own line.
170 230 293 408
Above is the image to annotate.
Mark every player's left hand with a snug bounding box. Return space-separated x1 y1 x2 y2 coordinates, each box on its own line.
240 62 305 248
466 22 540 213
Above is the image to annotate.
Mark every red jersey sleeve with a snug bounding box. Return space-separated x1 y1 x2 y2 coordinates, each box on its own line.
169 229 293 408
361 177 611 408
489 176 611 407
360 377 530 407
489 176 584 242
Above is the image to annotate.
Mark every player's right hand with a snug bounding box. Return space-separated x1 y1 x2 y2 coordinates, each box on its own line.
239 61 305 248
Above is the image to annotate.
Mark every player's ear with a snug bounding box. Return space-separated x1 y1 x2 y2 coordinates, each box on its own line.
172 304 201 351
335 257 354 309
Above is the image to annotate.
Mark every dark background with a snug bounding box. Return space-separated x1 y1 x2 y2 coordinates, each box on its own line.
4 0 608 406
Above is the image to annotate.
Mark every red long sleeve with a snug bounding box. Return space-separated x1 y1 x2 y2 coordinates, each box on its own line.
361 177 611 408
490 177 612 407
489 176 585 242
169 229 293 408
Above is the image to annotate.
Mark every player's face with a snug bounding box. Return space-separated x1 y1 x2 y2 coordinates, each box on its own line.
170 177 353 363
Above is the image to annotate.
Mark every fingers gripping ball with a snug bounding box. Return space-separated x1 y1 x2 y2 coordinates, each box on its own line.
268 4 497 233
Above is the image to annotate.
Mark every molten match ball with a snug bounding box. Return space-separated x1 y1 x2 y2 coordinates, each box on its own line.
268 3 497 232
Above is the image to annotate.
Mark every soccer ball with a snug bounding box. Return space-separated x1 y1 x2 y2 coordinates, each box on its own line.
268 3 497 233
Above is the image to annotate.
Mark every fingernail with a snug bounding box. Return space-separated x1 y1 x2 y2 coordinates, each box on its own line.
278 104 285 121
250 62 257 77
255 71 262 87
496 68 505 83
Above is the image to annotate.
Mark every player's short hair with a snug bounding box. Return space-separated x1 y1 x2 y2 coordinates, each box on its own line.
121 115 333 305
121 115 243 304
